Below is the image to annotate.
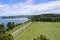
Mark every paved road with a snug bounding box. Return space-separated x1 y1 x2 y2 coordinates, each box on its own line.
12 22 32 37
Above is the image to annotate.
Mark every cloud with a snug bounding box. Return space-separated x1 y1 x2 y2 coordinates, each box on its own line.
0 4 4 8
0 0 60 16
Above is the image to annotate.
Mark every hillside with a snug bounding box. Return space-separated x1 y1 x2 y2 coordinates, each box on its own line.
31 14 60 22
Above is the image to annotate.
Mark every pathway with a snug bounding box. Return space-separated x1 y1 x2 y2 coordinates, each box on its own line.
12 22 32 37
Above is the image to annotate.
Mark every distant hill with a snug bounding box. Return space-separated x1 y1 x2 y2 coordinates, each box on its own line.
1 15 33 19
1 13 60 19
30 13 60 22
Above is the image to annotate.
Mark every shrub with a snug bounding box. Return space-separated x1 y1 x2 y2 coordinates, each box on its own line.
0 33 13 40
0 23 14 40
33 35 49 40
0 23 4 29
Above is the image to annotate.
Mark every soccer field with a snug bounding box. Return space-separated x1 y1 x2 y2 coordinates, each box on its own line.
15 22 60 40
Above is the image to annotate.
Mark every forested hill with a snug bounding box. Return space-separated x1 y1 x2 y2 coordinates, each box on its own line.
1 15 32 19
31 14 60 22
1 14 60 22
40 14 60 17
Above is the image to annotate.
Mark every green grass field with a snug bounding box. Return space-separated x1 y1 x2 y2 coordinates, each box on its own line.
15 22 60 40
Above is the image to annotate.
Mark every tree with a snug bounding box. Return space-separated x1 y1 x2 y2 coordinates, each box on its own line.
0 23 5 34
30 14 60 22
7 22 13 30
0 23 4 29
0 23 14 40
0 32 14 40
12 22 15 28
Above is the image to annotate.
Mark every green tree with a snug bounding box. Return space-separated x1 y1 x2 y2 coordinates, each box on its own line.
0 23 5 34
12 22 15 28
0 32 13 40
7 22 13 30
0 23 14 40
0 23 4 29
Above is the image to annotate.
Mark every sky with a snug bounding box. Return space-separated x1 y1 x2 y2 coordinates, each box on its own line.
0 0 60 16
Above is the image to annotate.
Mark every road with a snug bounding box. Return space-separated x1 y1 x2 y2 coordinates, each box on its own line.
12 22 32 37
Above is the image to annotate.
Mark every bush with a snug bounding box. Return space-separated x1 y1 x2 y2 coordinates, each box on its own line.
0 29 6 34
0 33 13 40
0 23 4 29
0 28 13 40
0 23 14 40
33 35 49 40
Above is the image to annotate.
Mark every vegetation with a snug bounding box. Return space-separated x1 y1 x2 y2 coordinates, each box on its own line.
0 20 30 40
0 23 4 29
1 14 60 40
31 14 60 22
15 22 60 40
7 22 22 31
8 21 30 33
0 23 5 34
33 35 49 40
0 33 13 40
1 15 32 19
7 22 15 30
0 24 13 40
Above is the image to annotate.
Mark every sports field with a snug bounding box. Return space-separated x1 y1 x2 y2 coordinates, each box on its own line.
15 22 60 40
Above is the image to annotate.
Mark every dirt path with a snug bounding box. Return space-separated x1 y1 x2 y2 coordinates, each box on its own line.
12 22 32 37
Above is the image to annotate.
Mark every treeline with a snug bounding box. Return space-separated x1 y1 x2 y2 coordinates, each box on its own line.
1 15 31 19
30 14 60 22
6 22 23 31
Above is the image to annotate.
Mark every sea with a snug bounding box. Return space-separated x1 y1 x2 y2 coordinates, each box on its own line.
0 18 29 29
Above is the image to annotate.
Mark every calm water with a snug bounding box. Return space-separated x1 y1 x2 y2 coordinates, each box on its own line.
0 18 29 29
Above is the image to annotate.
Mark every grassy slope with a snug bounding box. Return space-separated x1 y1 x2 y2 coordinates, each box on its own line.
8 22 30 33
15 22 60 40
